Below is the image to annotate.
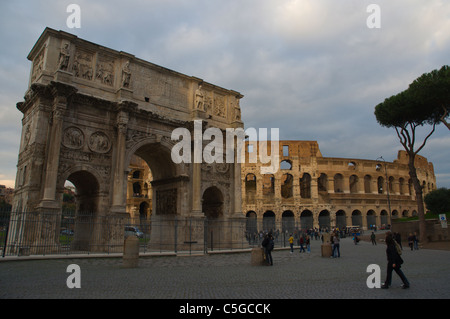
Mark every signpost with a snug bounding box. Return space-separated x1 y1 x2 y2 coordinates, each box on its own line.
439 214 448 229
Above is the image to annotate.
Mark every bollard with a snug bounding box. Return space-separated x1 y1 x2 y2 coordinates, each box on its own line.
123 236 140 268
251 247 266 266
321 243 332 257
321 233 332 257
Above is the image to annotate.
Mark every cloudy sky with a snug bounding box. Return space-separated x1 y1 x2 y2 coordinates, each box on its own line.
1 0 449 189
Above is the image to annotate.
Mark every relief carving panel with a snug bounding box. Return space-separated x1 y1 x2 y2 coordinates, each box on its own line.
73 49 94 81
31 48 45 83
62 127 85 150
88 131 111 154
95 55 115 87
156 189 177 215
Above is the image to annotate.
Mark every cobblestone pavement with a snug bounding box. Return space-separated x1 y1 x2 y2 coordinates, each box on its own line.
1 235 449 299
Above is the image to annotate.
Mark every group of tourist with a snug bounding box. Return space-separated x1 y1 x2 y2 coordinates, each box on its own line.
384 231 419 252
259 227 411 289
288 233 311 254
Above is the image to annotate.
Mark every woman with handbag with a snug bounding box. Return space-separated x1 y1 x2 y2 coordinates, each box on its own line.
381 232 410 289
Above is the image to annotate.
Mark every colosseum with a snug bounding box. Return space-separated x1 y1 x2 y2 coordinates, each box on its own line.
241 140 437 235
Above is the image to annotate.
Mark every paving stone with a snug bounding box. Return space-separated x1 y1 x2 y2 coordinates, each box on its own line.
0 235 449 299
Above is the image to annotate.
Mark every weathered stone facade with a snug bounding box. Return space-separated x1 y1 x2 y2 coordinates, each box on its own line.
9 28 244 254
242 141 437 233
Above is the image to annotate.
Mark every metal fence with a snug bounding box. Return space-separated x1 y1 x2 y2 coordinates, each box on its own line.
0 210 306 258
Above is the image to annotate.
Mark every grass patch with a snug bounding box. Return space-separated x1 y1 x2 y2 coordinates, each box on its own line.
395 212 450 222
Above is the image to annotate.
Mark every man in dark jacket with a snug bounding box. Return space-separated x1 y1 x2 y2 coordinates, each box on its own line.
381 232 410 289
261 233 274 266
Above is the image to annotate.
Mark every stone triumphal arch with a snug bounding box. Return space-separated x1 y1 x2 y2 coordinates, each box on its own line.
9 28 245 254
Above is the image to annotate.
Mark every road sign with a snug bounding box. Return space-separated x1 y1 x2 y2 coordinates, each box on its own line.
439 214 447 229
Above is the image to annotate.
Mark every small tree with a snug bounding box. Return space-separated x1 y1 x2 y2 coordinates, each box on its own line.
424 188 450 215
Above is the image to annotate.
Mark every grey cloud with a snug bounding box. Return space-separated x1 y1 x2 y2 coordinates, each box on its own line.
0 0 449 188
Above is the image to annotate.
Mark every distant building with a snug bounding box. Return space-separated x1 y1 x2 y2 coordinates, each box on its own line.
0 185 14 206
126 155 152 229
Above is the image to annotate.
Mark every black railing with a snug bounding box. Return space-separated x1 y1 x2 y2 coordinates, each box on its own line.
1 210 329 258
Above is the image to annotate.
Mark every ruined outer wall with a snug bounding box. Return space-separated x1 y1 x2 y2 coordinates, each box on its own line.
241 141 437 230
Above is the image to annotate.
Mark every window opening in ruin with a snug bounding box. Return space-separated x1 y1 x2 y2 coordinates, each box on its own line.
399 177 405 195
245 174 257 202
389 177 395 193
132 170 141 179
349 175 358 193
281 173 293 198
300 173 311 198
318 173 328 192
262 174 275 195
283 145 289 157
377 176 384 194
280 160 292 170
334 174 344 193
364 175 372 193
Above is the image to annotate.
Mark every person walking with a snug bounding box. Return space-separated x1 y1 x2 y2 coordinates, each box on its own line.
261 233 274 266
288 234 294 254
407 233 414 251
306 235 311 253
413 232 419 250
299 235 306 253
370 232 377 245
332 233 340 258
381 232 410 289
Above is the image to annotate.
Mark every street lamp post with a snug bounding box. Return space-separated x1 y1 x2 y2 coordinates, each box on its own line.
377 156 392 226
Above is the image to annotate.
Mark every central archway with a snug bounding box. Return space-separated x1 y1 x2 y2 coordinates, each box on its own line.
126 139 188 252
128 141 181 217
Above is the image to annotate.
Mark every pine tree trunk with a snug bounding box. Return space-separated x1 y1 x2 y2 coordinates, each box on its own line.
408 152 427 243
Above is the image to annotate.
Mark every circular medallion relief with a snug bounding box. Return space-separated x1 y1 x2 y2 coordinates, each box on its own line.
88 131 111 153
62 127 84 150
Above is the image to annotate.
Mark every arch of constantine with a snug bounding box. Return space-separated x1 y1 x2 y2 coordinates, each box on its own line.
8 28 244 254
242 141 437 234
